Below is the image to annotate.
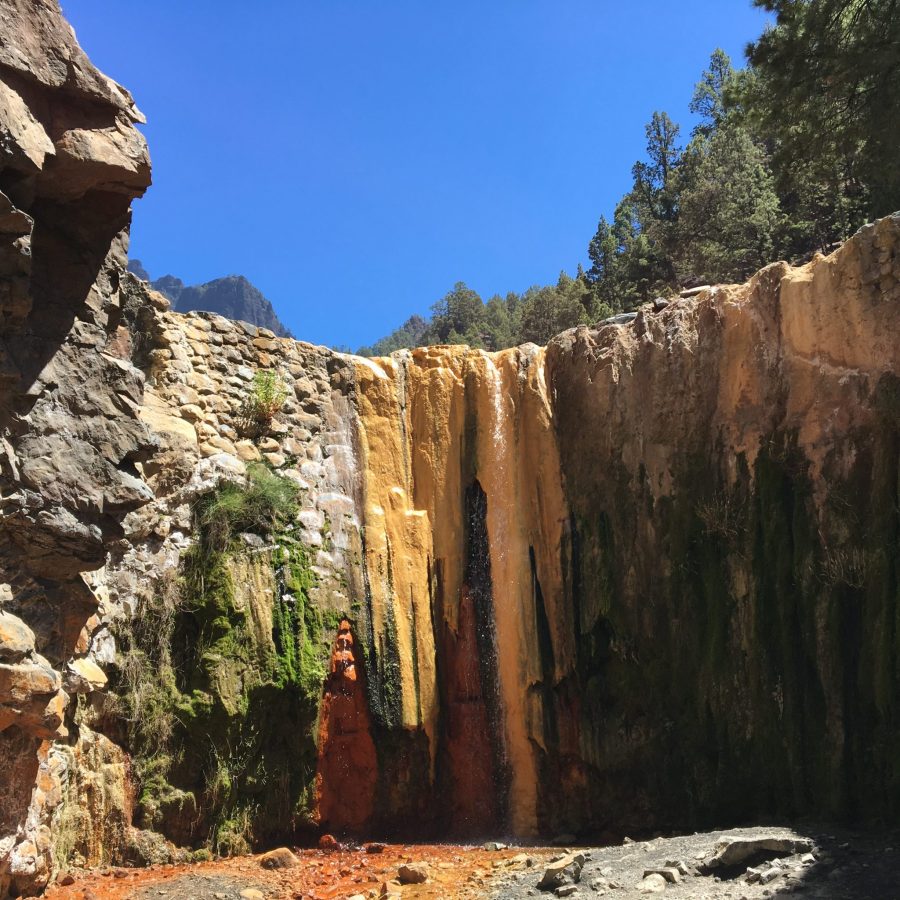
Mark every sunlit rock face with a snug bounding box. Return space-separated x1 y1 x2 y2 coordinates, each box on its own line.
0 0 152 894
2 0 899 884
350 342 571 836
344 215 900 838
63 214 900 859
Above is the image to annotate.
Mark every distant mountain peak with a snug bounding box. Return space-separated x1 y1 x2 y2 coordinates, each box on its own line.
127 259 292 338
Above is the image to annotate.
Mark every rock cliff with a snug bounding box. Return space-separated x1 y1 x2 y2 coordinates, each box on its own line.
1 2 899 894
0 0 151 893
75 214 898 859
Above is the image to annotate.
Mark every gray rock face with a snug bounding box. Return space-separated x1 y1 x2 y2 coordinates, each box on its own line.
0 1 151 893
127 260 292 338
174 275 292 338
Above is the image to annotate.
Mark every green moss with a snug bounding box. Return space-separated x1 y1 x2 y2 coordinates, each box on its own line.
113 465 343 852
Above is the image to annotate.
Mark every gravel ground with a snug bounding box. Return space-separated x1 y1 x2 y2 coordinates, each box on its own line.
486 825 900 900
129 873 269 900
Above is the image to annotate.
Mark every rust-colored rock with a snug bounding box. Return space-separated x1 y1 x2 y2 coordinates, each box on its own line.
317 833 340 852
315 620 377 834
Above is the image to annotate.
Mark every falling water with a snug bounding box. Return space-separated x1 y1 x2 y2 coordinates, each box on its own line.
483 352 510 572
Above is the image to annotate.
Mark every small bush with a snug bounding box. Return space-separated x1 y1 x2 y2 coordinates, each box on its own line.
194 462 299 553
241 370 288 437
696 491 744 540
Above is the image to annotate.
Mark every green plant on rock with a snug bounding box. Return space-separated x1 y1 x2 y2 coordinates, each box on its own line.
108 460 346 853
193 462 299 554
241 369 288 438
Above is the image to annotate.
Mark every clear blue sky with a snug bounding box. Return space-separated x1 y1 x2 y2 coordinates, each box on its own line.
62 1 769 350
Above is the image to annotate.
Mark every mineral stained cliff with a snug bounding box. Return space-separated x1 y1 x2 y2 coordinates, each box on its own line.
1 2 900 897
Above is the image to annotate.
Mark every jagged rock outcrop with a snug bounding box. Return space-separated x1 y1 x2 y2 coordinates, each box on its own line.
0 0 151 893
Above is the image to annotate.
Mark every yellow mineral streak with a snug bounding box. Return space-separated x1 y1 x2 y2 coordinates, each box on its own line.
352 354 440 750
352 343 572 835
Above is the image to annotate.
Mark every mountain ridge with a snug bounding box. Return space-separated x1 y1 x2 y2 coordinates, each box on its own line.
127 259 292 338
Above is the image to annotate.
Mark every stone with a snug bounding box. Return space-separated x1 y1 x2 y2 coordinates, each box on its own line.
664 860 689 876
235 440 262 462
679 284 711 297
0 611 35 661
0 80 55 172
397 863 429 884
0 658 61 702
239 891 264 900
643 867 680 884
65 657 108 693
638 873 667 893
538 852 585 889
706 837 815 870
318 833 339 851
555 887 578 897
364 842 386 854
179 403 205 422
259 847 299 869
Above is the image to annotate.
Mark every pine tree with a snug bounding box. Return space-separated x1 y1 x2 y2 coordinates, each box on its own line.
676 122 784 283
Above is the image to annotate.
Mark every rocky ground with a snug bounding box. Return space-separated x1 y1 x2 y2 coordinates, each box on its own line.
488 826 900 900
45 843 547 900
40 826 900 900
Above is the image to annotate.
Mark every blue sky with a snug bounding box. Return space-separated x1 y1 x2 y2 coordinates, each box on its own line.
62 1 769 349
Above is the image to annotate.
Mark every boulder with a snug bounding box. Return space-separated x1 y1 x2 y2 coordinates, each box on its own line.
538 852 585 890
643 866 681 883
259 847 299 869
638 873 667 893
397 863 429 884
318 833 339 851
705 835 815 869
65 657 108 693
0 611 35 661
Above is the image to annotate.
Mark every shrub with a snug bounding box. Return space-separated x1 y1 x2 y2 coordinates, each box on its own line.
194 462 299 553
241 370 288 437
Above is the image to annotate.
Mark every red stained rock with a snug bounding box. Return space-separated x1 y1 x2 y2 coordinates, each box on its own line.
315 620 377 833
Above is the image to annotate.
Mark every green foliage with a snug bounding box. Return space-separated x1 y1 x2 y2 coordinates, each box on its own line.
518 272 595 344
359 274 605 356
271 536 338 699
243 370 288 435
744 0 900 223
110 465 337 852
675 121 784 283
689 47 733 136
359 6 896 348
424 282 490 346
193 462 299 553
